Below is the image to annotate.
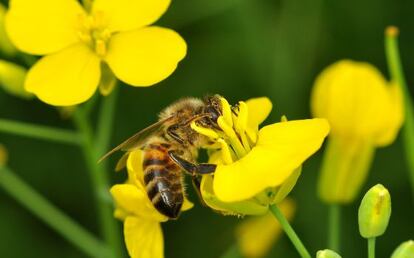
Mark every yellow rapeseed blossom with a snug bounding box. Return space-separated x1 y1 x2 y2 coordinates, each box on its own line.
5 0 186 106
110 150 193 258
311 60 404 203
192 97 329 215
235 199 296 258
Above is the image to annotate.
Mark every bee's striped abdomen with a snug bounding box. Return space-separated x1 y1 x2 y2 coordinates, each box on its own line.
143 143 184 219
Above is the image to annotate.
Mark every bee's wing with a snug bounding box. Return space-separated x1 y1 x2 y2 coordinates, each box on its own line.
98 116 175 163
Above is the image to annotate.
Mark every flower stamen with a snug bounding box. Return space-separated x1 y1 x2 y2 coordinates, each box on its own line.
77 11 111 57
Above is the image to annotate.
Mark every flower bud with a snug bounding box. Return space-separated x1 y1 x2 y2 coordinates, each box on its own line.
316 249 342 258
0 3 17 56
0 60 32 99
391 240 414 258
358 184 391 238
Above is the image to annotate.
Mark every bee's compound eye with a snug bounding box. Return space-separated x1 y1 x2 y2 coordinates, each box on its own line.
206 106 219 122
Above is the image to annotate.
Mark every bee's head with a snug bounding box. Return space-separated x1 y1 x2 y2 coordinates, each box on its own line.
203 95 222 123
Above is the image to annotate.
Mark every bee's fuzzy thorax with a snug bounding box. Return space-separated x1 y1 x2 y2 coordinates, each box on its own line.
158 97 204 120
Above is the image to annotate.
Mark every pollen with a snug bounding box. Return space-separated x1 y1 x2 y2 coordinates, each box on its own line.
77 11 111 57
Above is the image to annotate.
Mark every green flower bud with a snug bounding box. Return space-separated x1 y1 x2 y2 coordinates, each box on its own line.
316 249 342 258
0 60 32 99
358 184 391 238
0 3 17 56
391 240 414 258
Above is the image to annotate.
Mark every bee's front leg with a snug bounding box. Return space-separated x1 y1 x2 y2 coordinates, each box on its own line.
168 151 217 175
166 124 184 144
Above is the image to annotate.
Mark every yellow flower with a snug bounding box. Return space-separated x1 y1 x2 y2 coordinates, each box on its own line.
235 199 296 258
192 97 329 215
311 60 404 203
5 0 186 106
110 150 193 258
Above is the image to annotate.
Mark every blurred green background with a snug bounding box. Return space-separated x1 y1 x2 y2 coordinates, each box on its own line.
0 0 413 257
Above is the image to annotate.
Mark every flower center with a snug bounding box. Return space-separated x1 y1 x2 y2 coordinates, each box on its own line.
192 98 257 164
77 11 111 57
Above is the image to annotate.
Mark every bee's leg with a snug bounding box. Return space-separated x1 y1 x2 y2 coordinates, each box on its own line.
166 124 184 144
168 151 217 175
191 175 227 215
191 175 209 207
182 113 211 126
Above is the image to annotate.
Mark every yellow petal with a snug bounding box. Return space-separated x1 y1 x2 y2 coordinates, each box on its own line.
246 97 273 127
92 0 170 32
236 199 295 258
105 26 186 87
374 82 404 146
201 175 268 216
124 216 164 258
110 184 167 222
114 207 129 220
5 0 84 55
182 197 194 211
214 119 330 202
126 150 145 185
25 44 101 106
311 60 402 146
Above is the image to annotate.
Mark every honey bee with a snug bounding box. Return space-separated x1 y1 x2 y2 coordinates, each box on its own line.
99 95 223 219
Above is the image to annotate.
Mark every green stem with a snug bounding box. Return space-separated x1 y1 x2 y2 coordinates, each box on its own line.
328 204 341 252
368 238 376 258
96 86 119 157
220 243 243 258
0 118 81 145
269 204 311 258
83 92 100 117
94 86 124 257
0 166 111 258
385 26 414 201
73 92 123 258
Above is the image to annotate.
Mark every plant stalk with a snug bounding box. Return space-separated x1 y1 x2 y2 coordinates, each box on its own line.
368 238 376 258
73 89 122 258
270 204 311 258
0 118 80 145
328 204 341 252
0 166 111 258
385 26 414 201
